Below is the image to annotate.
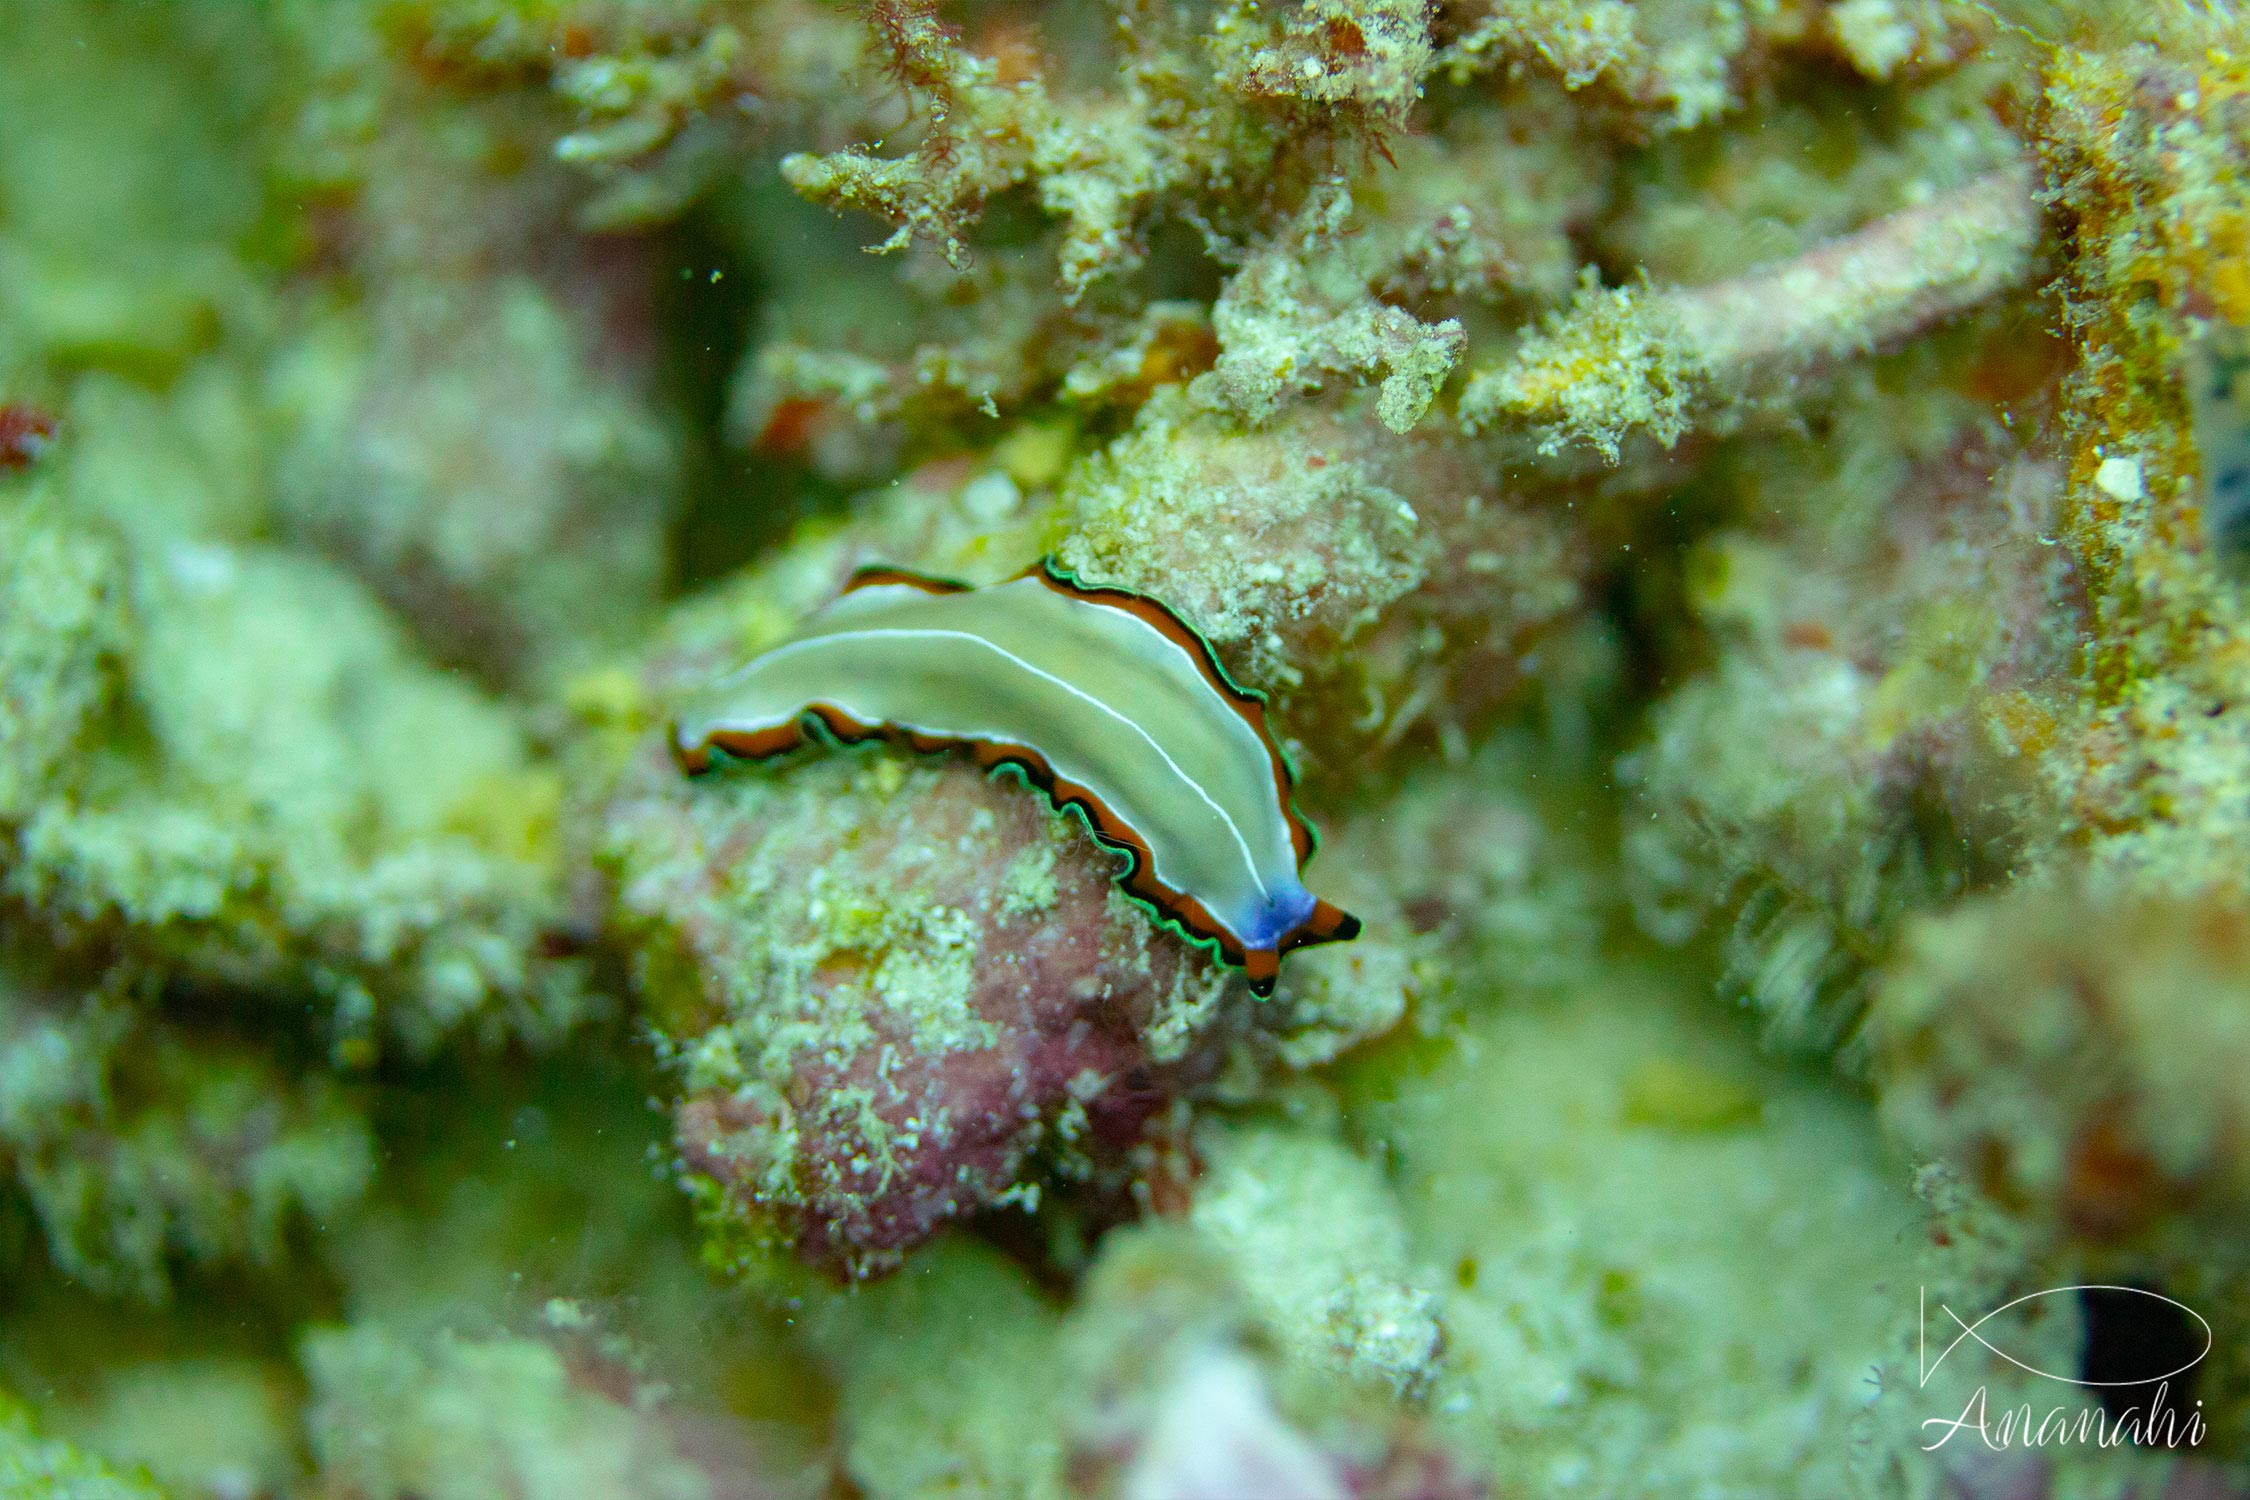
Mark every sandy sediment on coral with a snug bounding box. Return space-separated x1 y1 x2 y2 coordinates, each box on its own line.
5 1 2250 1497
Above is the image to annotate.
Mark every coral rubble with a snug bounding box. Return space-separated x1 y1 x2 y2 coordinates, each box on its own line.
3 0 2250 1495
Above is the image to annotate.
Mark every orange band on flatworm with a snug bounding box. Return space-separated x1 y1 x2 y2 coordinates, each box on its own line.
669 559 1357 993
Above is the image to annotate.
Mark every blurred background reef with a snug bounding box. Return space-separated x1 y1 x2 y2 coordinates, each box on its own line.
0 0 2247 1495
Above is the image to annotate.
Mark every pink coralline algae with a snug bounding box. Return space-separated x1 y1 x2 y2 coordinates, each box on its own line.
613 744 1245 1278
600 389 1590 1277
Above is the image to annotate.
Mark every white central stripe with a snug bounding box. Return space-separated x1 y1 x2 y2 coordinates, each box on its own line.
748 624 1274 901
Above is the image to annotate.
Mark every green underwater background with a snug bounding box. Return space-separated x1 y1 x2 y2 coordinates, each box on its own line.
0 0 2247 1494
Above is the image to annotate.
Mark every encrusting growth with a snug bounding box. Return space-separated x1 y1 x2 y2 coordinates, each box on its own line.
11 0 2250 1493
1463 164 2044 456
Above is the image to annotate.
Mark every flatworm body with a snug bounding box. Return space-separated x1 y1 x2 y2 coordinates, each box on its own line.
670 560 1359 993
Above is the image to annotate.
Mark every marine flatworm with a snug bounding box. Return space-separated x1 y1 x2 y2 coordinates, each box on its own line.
671 560 1360 993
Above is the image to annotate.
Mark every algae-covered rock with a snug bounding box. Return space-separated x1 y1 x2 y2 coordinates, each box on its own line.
6 0 2250 1496
0 503 126 823
1340 956 1925 1495
266 17 687 687
301 1324 767 1500
0 1394 167 1500
3 516 593 1058
0 948 373 1302
609 740 1243 1279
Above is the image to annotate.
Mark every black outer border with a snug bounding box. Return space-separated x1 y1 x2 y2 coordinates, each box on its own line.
672 559 1360 993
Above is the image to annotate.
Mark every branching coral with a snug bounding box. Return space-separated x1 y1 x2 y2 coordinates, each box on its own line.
1191 193 1468 434
777 0 1439 301
1462 164 2045 457
11 0 2250 1495
779 0 1190 296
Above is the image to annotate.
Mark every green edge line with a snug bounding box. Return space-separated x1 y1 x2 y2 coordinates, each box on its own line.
984 757 1245 975
1034 556 1326 867
701 552 1333 966
704 721 1253 981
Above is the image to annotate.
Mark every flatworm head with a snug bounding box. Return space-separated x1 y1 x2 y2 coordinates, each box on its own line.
670 560 1359 993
